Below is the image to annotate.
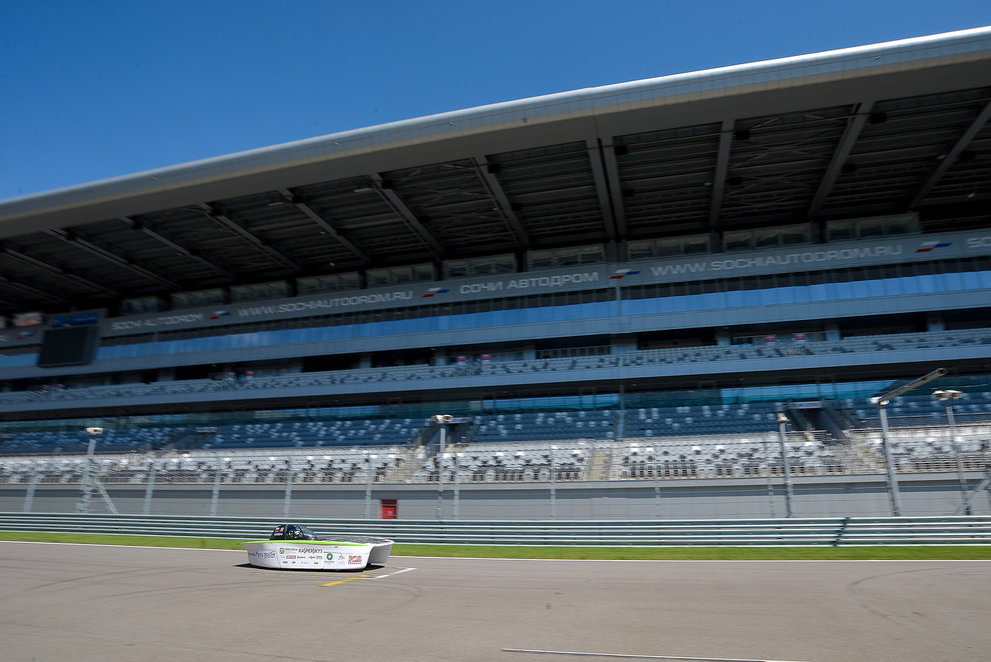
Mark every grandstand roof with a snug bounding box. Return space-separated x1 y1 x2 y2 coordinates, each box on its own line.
1 27 990 315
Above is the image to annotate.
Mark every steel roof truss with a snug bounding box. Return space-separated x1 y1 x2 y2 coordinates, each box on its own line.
599 142 630 240
120 216 238 282
909 97 991 209
197 204 302 274
278 189 373 266
585 139 621 240
0 271 70 303
806 101 875 219
44 228 183 290
367 175 446 259
708 119 735 226
473 156 529 247
1 245 119 297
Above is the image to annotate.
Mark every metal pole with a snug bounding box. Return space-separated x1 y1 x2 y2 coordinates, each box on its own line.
143 458 157 515
453 451 461 520
550 444 557 519
211 454 223 517
75 427 101 513
775 414 794 517
865 371 948 518
282 455 293 519
877 403 902 516
935 390 970 516
23 470 38 513
986 464 991 515
364 453 373 519
436 424 446 520
944 402 970 515
761 436 776 518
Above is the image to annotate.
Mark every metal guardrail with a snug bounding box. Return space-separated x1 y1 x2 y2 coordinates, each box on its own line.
1 513 990 546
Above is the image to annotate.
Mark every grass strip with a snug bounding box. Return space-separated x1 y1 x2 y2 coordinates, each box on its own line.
1 531 990 560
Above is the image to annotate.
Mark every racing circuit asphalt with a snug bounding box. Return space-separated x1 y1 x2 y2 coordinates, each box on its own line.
0 542 989 662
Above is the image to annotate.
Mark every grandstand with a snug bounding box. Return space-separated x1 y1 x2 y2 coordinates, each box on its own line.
2 27 991 518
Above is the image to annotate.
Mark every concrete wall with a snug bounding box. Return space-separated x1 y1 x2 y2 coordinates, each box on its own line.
3 472 987 520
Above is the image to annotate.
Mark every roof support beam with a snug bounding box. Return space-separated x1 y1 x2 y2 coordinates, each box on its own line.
195 204 302 274
807 100 875 219
909 97 991 210
472 157 529 247
44 228 183 290
708 119 735 226
599 142 628 240
586 139 621 241
278 189 373 265
1 244 119 297
0 272 64 303
120 216 237 282
366 174 446 259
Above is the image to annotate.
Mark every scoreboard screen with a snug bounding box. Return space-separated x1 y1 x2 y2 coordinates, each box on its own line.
36 326 99 367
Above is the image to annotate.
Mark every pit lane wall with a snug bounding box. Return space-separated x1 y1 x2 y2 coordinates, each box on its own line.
1 472 988 520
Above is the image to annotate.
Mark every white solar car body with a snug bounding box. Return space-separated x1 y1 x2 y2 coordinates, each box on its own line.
244 524 393 570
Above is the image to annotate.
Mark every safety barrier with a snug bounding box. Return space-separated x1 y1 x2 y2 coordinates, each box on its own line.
2 513 991 546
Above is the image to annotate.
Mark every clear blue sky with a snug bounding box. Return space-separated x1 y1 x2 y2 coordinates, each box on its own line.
1 0 989 202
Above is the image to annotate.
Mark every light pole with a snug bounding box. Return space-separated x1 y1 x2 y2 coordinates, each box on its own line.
282 454 293 519
775 413 794 517
934 389 969 515
872 396 902 516
453 451 463 519
760 435 776 517
363 452 377 519
870 368 948 516
432 414 452 520
549 444 557 519
75 426 103 513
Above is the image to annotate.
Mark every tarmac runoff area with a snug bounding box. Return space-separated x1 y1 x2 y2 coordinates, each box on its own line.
0 542 989 662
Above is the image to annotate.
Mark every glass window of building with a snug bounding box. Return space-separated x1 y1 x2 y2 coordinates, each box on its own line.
827 221 855 242
683 235 710 254
122 296 163 314
724 224 809 252
780 225 809 245
723 230 752 252
367 263 435 288
628 234 710 260
231 280 290 303
826 213 918 242
528 245 605 270
444 254 516 278
172 288 224 309
297 272 361 295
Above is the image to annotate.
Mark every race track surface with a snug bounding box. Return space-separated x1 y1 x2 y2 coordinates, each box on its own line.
0 542 988 662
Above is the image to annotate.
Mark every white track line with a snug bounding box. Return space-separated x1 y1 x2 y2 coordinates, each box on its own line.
502 649 811 662
370 567 416 579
